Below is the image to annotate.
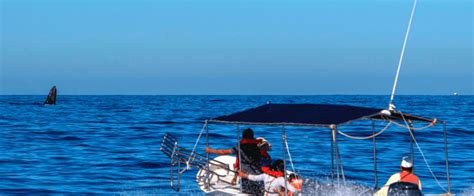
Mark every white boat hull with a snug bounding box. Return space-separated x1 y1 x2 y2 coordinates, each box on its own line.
196 155 252 195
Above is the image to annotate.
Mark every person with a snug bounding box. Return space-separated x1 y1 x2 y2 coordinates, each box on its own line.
206 128 263 194
238 159 302 196
257 137 272 166
375 156 422 196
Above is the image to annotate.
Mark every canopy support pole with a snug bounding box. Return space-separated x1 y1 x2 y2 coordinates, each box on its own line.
443 122 451 193
330 124 344 184
335 129 345 185
237 125 242 194
205 120 209 190
282 126 289 196
408 121 415 169
372 121 378 189
330 126 335 180
205 121 209 157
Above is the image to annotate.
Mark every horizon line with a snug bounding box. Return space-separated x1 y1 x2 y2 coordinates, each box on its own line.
0 94 470 96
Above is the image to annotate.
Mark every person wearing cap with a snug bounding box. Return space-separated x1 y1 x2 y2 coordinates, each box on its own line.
257 137 272 166
205 128 263 194
375 156 422 196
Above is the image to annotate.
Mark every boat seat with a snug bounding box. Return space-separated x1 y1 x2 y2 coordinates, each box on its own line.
387 182 422 196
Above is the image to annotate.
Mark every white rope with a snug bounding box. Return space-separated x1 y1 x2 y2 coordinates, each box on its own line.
399 111 449 193
187 121 208 166
337 122 392 140
389 0 417 108
390 119 435 131
284 137 296 174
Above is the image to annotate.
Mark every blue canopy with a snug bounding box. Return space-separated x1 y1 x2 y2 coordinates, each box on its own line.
210 103 434 126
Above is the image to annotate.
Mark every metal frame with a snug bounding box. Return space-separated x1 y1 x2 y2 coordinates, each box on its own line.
282 126 289 196
205 117 451 193
205 121 210 191
443 122 451 193
372 120 378 189
161 132 236 192
408 121 415 169
161 113 452 194
237 125 242 193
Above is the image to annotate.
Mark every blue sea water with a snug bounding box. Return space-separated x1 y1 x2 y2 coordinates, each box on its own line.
0 95 472 195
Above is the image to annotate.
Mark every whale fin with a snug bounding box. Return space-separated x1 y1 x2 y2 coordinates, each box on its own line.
44 86 57 105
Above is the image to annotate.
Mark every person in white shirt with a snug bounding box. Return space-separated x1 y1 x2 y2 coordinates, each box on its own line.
375 156 422 196
238 159 302 196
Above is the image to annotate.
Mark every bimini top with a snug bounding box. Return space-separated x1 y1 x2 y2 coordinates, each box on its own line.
209 103 436 126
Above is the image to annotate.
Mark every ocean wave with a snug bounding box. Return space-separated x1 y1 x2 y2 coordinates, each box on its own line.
136 161 167 169
60 136 84 141
1 95 472 194
459 185 474 196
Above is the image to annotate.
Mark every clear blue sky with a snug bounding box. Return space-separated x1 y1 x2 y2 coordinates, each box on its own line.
0 0 472 95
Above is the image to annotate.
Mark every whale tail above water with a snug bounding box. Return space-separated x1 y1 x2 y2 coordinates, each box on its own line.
44 86 57 105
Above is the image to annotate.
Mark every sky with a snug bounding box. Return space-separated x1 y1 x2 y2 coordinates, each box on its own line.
0 0 472 95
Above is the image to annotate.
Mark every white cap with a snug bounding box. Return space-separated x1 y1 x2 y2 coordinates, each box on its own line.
257 137 272 149
401 156 413 168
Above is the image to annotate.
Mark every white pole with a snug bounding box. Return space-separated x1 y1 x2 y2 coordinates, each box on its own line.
237 125 242 194
282 126 288 196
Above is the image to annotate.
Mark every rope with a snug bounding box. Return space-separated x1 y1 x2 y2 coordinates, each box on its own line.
389 0 418 108
284 136 296 174
337 122 392 140
399 111 448 193
390 119 435 131
187 121 208 167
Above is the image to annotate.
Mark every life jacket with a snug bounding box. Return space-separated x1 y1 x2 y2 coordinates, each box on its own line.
399 171 420 186
233 139 261 170
261 167 283 196
257 138 272 166
260 147 271 158
261 166 283 177
261 166 302 196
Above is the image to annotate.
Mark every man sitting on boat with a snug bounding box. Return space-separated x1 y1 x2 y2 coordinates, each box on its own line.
238 159 302 196
257 137 272 166
205 128 264 194
375 156 422 196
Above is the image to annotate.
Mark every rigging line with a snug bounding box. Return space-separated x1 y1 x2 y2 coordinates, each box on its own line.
337 122 392 140
283 136 296 174
389 0 418 109
187 121 208 166
399 111 449 193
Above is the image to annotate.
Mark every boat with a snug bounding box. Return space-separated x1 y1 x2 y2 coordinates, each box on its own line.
160 0 453 195
160 103 451 195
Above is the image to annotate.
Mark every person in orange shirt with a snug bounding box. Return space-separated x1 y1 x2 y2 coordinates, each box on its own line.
375 156 422 196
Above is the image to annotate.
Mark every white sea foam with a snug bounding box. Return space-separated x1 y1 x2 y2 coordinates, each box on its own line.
459 185 474 196
301 178 374 196
119 183 474 196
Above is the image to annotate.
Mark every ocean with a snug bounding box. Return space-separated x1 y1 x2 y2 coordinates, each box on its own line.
0 95 472 195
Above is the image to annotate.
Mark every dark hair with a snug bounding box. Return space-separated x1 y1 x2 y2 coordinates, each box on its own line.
289 173 299 181
289 173 297 179
401 166 413 173
271 159 284 172
242 128 254 139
